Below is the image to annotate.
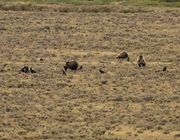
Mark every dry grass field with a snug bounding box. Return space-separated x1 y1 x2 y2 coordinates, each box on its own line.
0 3 180 140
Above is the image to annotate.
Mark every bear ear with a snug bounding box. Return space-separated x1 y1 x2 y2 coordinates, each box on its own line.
140 55 143 58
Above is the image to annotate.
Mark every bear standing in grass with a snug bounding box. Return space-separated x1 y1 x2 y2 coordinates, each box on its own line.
64 61 82 71
137 55 146 67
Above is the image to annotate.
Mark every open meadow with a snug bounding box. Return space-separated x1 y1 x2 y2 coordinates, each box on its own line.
0 1 180 140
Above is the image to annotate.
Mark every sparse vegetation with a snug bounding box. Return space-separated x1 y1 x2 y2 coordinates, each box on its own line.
0 1 179 140
1 0 180 7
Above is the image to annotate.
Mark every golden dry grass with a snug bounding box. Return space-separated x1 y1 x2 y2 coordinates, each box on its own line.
0 3 180 140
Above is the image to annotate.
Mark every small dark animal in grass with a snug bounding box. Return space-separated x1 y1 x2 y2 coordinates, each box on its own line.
117 52 129 61
155 67 167 73
99 69 106 74
163 67 167 71
20 66 36 73
137 55 146 67
64 61 82 71
29 67 36 73
21 66 29 73
40 58 43 61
